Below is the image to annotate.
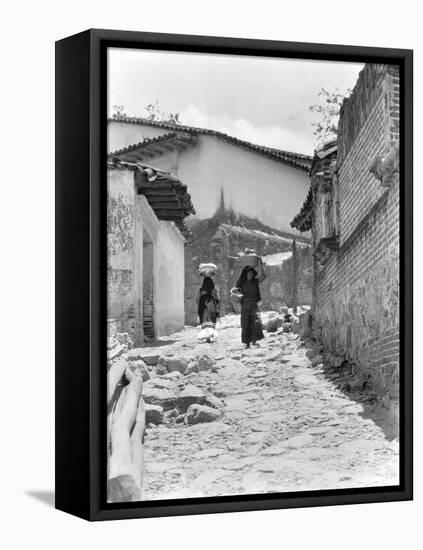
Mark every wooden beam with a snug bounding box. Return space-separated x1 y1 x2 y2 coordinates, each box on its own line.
137 183 174 191
146 198 180 207
154 210 186 219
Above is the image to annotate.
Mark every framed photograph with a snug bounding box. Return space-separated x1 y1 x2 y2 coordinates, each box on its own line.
55 29 413 521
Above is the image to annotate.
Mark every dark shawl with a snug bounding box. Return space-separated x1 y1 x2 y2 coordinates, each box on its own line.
198 277 220 323
236 267 261 304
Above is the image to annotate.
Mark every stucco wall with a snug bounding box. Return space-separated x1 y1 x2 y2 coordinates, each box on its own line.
107 168 186 344
107 168 142 342
108 121 311 236
108 122 169 153
154 220 186 337
136 195 186 339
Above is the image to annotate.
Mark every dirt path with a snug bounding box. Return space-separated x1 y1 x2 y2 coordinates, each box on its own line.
141 314 399 500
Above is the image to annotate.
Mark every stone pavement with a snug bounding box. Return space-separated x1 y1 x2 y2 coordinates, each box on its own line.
139 314 399 501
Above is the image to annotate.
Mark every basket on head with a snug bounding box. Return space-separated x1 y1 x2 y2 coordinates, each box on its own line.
198 262 217 277
239 253 259 268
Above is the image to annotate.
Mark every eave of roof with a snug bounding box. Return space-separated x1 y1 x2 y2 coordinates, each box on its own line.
108 132 197 162
290 185 313 232
109 116 313 173
107 158 195 237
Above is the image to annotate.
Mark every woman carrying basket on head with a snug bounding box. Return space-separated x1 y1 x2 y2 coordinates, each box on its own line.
197 263 220 343
235 263 265 349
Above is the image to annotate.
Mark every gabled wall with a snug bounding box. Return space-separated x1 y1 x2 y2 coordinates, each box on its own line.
108 121 311 236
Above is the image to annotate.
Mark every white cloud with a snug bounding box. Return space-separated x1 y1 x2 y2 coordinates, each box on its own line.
180 104 314 155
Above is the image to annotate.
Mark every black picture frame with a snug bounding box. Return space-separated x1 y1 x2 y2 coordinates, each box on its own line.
55 28 413 521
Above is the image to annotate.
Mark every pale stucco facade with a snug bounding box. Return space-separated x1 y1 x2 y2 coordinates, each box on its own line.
107 166 185 344
108 120 311 237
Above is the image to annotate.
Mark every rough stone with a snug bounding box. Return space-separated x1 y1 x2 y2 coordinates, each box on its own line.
142 387 177 410
329 353 345 368
197 354 214 372
143 377 175 391
177 384 206 412
157 355 190 374
144 403 164 425
163 371 183 380
127 348 160 366
185 361 199 375
265 316 283 332
311 354 324 366
127 360 150 381
185 404 221 425
204 394 225 410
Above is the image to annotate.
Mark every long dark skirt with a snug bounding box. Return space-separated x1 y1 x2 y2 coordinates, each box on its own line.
199 296 219 329
240 302 264 344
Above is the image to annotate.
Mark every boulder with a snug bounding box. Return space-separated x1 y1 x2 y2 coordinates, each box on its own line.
127 348 160 366
143 377 175 391
156 364 168 376
164 408 180 420
115 332 130 345
305 348 317 359
265 316 283 332
197 354 214 372
144 403 164 425
329 353 345 368
127 360 150 382
185 404 221 425
142 387 177 410
175 414 185 424
177 384 206 412
157 355 189 374
163 371 183 380
108 345 126 361
204 394 224 410
185 361 199 375
311 354 324 366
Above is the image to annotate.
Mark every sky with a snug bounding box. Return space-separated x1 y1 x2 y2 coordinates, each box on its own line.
108 48 363 156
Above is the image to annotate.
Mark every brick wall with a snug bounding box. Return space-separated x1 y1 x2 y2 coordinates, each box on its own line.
312 64 400 406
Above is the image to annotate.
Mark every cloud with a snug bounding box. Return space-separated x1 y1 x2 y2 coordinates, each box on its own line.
180 104 314 155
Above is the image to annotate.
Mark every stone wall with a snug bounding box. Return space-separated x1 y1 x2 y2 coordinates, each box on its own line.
312 64 400 407
185 208 312 324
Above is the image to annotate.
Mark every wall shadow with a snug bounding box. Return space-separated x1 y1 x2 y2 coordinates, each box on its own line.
315 357 399 442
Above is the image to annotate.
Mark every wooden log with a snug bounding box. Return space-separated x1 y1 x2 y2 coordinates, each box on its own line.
107 358 128 408
108 366 145 503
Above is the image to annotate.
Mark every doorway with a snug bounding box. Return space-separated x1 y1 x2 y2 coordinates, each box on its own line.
143 235 155 341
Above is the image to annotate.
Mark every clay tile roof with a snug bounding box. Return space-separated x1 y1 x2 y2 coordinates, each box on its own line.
107 158 195 237
291 140 339 232
109 116 313 173
108 132 197 162
290 185 313 232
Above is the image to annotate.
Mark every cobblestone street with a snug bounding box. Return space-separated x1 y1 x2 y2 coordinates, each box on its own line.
140 313 399 501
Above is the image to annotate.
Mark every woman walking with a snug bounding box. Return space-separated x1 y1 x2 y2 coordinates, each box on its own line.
235 266 264 348
197 274 220 343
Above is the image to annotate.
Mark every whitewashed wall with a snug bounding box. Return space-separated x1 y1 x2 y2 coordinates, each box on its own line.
108 121 311 235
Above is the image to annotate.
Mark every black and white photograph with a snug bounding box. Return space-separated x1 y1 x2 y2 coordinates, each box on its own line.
106 48 401 503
